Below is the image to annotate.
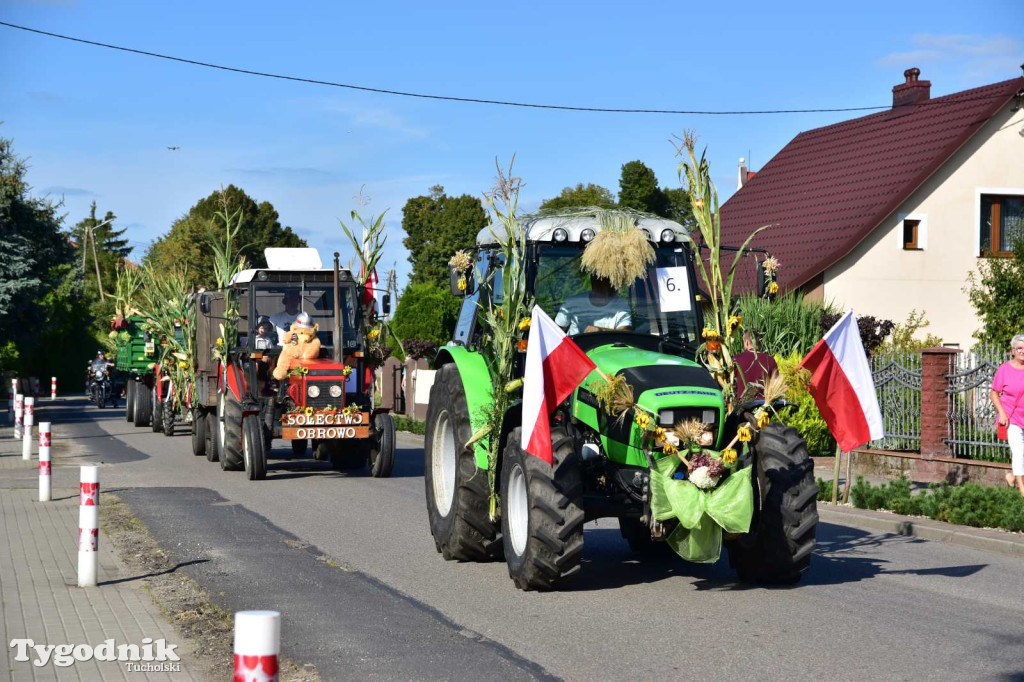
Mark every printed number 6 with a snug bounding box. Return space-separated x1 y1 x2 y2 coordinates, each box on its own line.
665 277 676 292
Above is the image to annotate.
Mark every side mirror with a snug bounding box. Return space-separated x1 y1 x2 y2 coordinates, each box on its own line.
382 293 391 316
450 266 473 298
199 293 211 314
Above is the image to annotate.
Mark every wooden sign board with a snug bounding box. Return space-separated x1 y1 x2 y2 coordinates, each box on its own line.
281 411 370 440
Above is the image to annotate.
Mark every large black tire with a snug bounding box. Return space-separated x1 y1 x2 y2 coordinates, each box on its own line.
151 387 164 433
133 381 152 427
242 414 268 480
500 426 584 591
161 395 175 436
217 390 244 471
191 408 207 457
370 412 395 478
424 363 502 562
125 381 136 422
726 423 818 584
290 438 308 459
204 410 218 462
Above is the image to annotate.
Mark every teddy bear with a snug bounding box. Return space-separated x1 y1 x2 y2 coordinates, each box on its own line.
272 312 322 380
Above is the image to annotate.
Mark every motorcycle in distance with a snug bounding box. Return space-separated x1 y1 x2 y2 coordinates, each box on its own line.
87 354 116 409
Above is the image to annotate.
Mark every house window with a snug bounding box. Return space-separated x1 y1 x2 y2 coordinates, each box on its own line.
981 194 1024 256
902 219 921 250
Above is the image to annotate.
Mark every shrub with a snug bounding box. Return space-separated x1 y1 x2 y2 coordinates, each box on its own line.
964 232 1024 347
880 309 943 352
816 478 835 502
819 311 894 355
774 351 837 458
392 415 426 435
850 476 1024 532
732 292 838 357
402 338 438 361
390 282 461 348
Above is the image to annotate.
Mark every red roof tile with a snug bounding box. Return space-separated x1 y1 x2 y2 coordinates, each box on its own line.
719 77 1024 292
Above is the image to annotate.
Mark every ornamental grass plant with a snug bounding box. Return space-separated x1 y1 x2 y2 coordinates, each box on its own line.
732 292 838 357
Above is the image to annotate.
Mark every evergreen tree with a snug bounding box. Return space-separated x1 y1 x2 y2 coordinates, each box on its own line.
401 185 488 287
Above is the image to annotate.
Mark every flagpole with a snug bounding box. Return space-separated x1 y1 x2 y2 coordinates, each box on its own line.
842 449 853 504
831 443 842 505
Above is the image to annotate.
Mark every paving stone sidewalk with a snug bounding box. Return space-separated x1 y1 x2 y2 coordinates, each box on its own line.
0 417 203 681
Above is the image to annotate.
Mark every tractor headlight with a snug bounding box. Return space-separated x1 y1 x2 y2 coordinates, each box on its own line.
580 228 595 242
329 384 342 398
552 227 568 242
307 385 321 398
660 228 675 243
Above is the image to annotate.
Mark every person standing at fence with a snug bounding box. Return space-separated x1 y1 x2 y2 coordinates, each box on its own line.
990 334 1024 495
735 329 778 401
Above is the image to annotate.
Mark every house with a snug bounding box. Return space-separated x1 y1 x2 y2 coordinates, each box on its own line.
719 68 1024 346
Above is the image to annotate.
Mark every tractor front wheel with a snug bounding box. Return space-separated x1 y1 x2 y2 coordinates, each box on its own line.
423 363 501 562
500 426 584 591
125 381 135 422
191 408 207 456
204 410 218 462
217 391 244 471
242 414 268 480
133 381 152 428
726 423 818 584
369 413 395 478
151 387 164 433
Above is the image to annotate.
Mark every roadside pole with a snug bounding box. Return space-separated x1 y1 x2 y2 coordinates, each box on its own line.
38 422 51 502
22 397 35 460
78 466 99 587
51 376 57 400
233 610 280 682
14 392 23 439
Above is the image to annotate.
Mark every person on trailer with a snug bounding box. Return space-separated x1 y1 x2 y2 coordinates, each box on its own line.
555 275 632 335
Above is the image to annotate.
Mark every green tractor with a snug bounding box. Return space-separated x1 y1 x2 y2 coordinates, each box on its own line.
114 315 157 428
424 214 817 590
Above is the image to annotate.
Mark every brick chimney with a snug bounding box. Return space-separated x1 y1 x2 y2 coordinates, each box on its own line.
892 68 931 108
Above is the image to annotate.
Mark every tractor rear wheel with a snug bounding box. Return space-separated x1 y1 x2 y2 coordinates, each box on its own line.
726 423 817 584
500 426 584 591
151 387 164 433
217 391 244 471
125 381 135 422
191 408 207 456
369 413 395 478
204 410 218 462
424 363 501 562
133 381 152 427
242 414 268 480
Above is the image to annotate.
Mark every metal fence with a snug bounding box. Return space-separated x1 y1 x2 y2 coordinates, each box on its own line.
946 344 1010 462
868 349 921 451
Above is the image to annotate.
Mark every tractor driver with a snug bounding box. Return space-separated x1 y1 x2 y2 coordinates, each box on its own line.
555 275 632 335
269 291 303 346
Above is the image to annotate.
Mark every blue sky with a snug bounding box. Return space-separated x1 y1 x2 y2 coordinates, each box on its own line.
1 0 1021 285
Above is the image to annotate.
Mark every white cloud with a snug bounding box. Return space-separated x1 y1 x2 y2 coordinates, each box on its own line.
876 34 1022 82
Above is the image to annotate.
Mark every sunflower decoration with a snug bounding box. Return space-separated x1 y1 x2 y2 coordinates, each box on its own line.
580 210 656 291
701 327 722 353
367 327 381 342
634 410 652 431
341 365 353 378
341 404 359 416
721 447 738 466
736 424 753 443
304 407 314 417
755 409 771 429
768 281 779 295
518 317 531 332
727 315 742 334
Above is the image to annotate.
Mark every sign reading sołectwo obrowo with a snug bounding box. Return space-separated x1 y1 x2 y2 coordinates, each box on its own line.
281 411 370 440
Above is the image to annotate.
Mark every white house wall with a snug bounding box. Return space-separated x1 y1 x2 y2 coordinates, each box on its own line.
822 102 1024 347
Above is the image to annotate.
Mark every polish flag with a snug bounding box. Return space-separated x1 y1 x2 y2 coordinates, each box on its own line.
799 309 884 452
522 306 597 464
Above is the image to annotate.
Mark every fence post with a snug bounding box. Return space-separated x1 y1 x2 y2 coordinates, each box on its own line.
919 347 960 459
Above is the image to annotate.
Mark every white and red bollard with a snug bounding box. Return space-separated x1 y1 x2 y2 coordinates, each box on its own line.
14 392 23 439
38 422 51 502
233 610 280 682
7 378 14 423
22 397 35 460
78 466 99 587
50 376 57 401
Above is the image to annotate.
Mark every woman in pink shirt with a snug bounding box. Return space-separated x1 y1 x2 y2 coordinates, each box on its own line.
990 334 1024 495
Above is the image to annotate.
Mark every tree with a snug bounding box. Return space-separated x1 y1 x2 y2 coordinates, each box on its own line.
401 185 488 287
72 201 132 301
662 186 696 232
390 282 461 348
618 160 669 216
146 185 305 286
539 183 617 211
965 234 1024 347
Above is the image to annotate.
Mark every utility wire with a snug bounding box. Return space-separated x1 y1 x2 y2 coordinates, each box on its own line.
1 20 1013 116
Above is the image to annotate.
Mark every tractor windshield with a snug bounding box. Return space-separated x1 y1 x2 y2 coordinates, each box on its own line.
534 245 700 343
245 282 359 350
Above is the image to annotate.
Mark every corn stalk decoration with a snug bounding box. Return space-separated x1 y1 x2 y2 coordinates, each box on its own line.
133 267 194 416
469 157 533 519
207 206 248 365
339 209 400 367
676 131 770 413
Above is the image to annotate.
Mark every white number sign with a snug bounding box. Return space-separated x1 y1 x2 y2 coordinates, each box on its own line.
655 267 692 312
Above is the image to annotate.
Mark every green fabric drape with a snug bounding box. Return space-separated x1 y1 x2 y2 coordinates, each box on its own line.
649 456 754 563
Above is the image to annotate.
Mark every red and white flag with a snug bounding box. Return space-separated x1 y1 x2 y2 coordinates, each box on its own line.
522 306 596 464
800 309 884 452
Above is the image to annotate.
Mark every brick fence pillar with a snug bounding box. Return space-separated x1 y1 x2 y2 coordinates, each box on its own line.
919 346 961 459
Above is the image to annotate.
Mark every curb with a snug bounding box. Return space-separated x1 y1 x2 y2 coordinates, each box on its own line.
819 504 1024 560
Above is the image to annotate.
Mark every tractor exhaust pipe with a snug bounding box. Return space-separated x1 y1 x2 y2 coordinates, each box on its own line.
333 252 343 363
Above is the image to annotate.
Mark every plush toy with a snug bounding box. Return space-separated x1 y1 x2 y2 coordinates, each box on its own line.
272 312 322 380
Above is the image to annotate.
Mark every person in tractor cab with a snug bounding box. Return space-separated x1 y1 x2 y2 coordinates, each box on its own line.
254 316 277 350
555 274 632 335
270 291 303 345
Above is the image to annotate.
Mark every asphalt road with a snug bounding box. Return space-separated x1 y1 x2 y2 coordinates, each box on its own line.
41 400 1024 681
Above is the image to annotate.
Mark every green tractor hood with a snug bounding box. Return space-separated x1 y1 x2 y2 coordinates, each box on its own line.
575 344 726 467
